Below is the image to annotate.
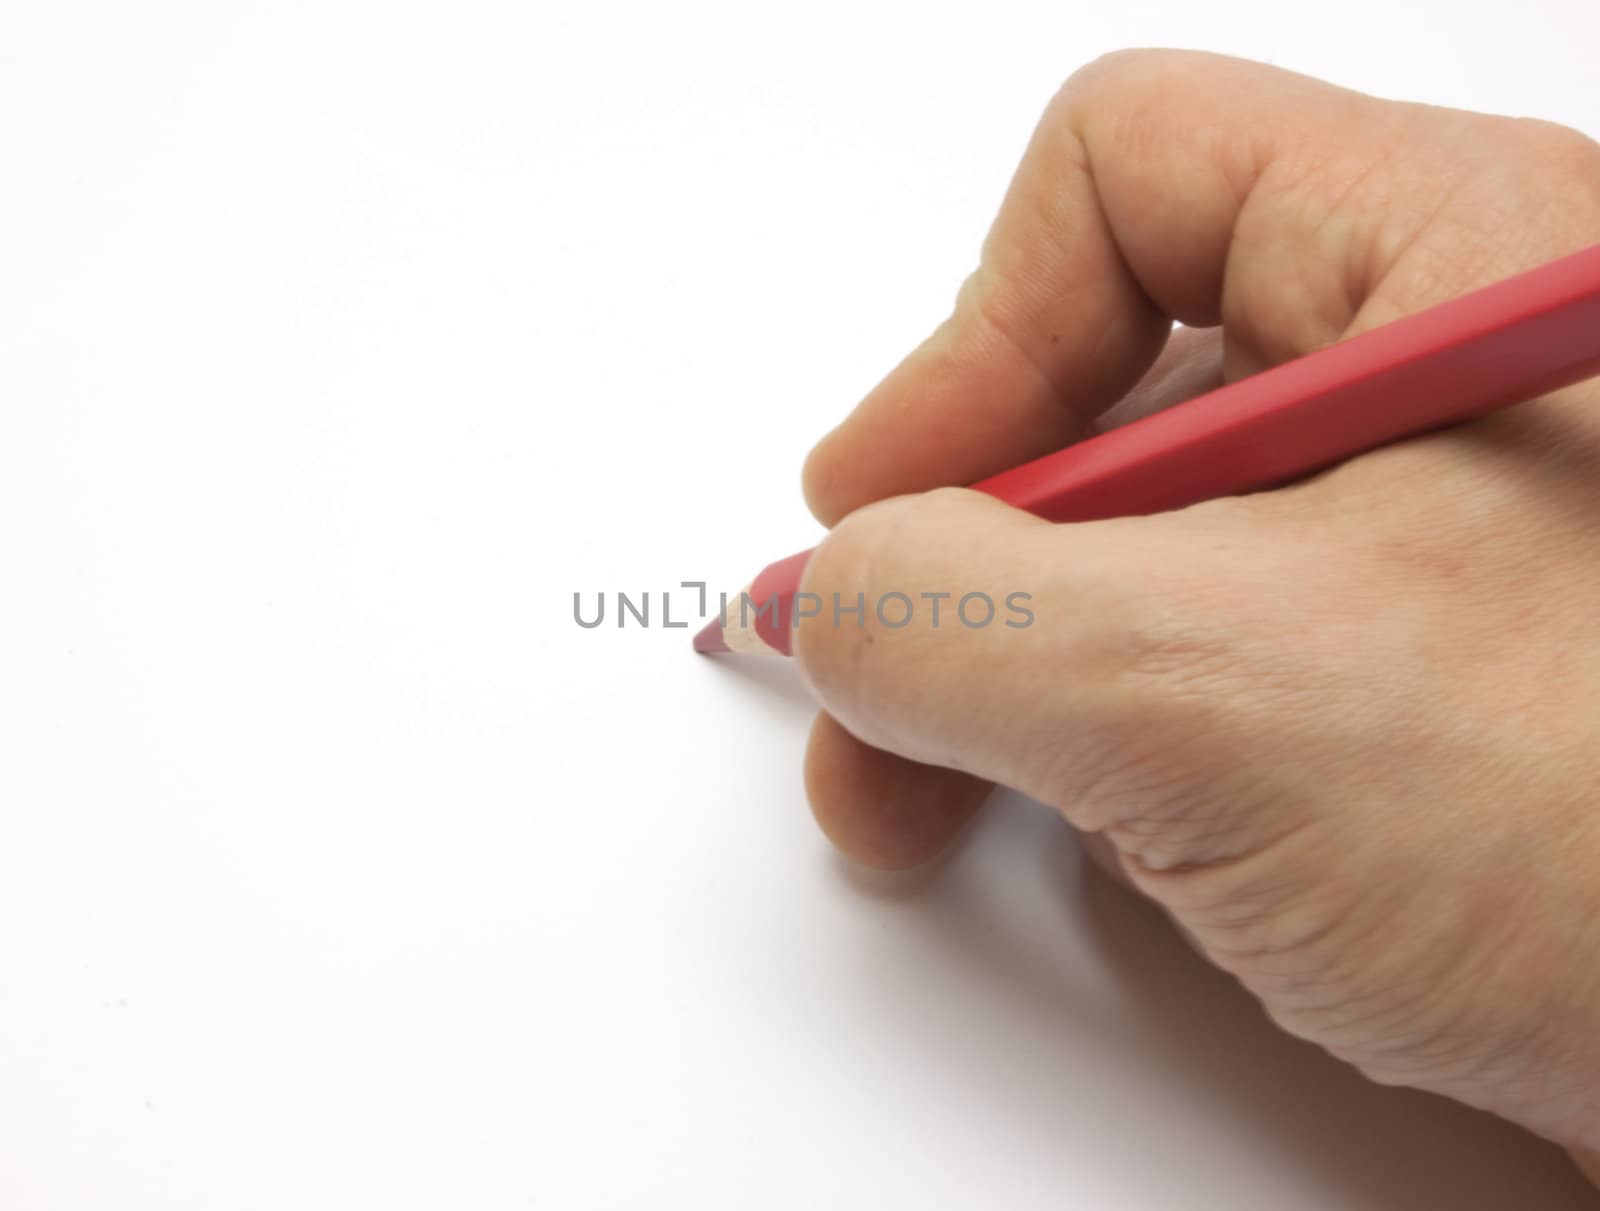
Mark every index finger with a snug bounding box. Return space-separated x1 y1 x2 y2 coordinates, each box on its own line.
800 50 1417 526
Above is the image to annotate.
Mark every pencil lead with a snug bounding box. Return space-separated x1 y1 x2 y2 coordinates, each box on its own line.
693 618 730 654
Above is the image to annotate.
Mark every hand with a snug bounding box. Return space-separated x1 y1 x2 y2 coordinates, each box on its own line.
791 50 1600 1175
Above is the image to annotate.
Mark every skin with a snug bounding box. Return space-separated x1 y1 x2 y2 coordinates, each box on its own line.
789 50 1600 1180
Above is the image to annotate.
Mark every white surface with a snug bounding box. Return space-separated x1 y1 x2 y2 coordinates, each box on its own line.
3 2 1600 1207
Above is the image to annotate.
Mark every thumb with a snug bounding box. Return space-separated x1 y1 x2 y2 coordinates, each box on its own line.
791 483 1321 877
790 487 1259 832
791 488 1062 785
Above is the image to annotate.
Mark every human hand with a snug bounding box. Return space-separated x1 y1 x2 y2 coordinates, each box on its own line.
792 50 1600 1175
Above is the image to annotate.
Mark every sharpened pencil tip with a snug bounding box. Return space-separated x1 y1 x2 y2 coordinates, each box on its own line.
693 618 729 654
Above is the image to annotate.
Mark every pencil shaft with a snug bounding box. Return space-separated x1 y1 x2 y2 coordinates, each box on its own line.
704 243 1600 656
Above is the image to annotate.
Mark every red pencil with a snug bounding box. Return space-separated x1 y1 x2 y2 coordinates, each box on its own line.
696 243 1600 657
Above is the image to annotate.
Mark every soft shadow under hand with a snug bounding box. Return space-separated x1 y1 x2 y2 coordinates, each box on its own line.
819 789 1594 1209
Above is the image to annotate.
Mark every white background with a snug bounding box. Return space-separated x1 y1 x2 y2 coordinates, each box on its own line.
4 1 1600 1207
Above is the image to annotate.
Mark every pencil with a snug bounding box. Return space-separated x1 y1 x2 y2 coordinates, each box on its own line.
695 243 1600 657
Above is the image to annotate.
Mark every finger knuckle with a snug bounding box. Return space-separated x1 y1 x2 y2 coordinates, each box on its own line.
1510 116 1600 177
1049 49 1185 149
1064 47 1193 96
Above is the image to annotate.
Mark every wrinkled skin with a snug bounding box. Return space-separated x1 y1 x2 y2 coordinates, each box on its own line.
791 50 1600 1180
